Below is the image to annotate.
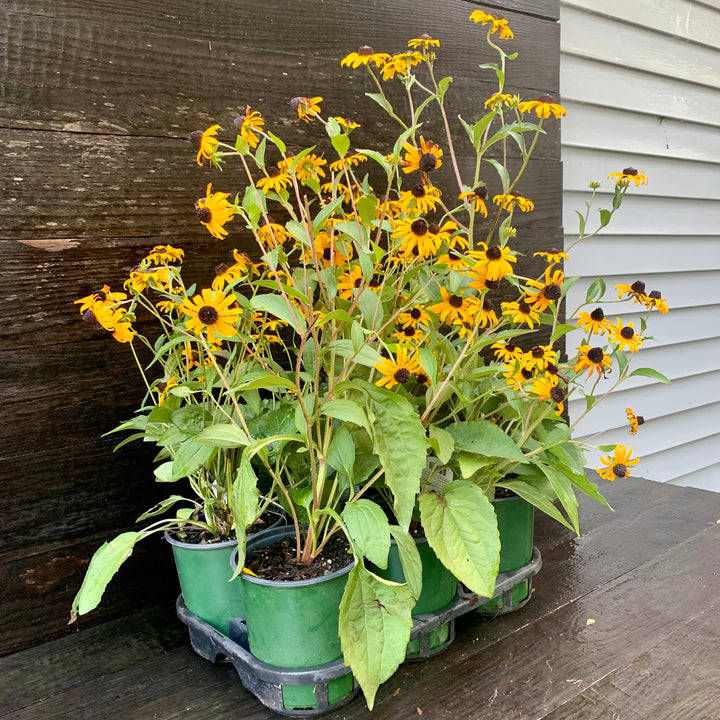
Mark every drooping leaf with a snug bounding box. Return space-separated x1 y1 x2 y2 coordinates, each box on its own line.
230 453 260 578
194 423 250 448
343 499 391 568
171 439 215 480
389 525 422 599
629 367 671 384
328 339 383 368
535 462 579 534
419 481 499 598
428 425 454 465
447 420 527 463
327 425 356 482
498 478 576 532
250 294 307 334
320 399 371 433
339 565 414 710
136 495 190 522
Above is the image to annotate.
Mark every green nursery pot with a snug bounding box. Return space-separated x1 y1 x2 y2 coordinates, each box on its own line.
237 527 355 712
478 493 534 612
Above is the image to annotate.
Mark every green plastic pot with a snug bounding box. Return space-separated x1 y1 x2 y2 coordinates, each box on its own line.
374 537 457 657
478 493 534 612
237 527 355 712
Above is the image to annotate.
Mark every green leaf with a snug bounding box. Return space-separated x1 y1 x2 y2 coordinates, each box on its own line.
343 499 391 568
254 137 266 168
536 462 579 534
357 195 378 227
327 426 356 482
585 277 606 302
250 294 307 334
266 131 286 154
154 461 174 483
447 420 527 463
230 453 260 578
171 439 215 480
498 478 576 532
312 197 346 234
629 367 671 384
551 323 577 343
232 370 296 393
616 347 629 377
194 423 250 448
389 526 422 599
428 425 454 465
456 452 493 479
71 532 142 620
327 339 383 368
171 405 211 434
320 399 371 433
365 92 393 115
331 133 351 159
368 390 427 529
599 208 612 227
486 158 510 188
419 481 499 597
136 495 190 522
339 565 414 710
575 209 586 237
358 288 381 329
437 76 453 99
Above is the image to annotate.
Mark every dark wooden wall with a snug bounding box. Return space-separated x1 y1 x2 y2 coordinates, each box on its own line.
0 0 560 655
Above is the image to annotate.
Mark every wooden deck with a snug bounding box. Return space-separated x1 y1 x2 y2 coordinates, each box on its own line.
2 476 719 720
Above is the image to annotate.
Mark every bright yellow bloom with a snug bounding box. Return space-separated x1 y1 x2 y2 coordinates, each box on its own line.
608 167 648 186
643 289 669 314
429 287 473 324
314 231 353 268
281 153 327 181
256 167 293 194
574 344 611 379
392 325 427 345
525 268 564 312
381 51 424 80
597 445 639 481
459 187 488 216
518 96 567 119
375 347 422 389
399 184 442 215
334 116 361 130
124 267 171 293
532 377 566 415
576 307 613 336
290 96 323 123
257 221 289 250
397 305 431 328
493 192 534 212
196 183 234 240
341 46 391 68
609 318 643 353
484 92 515 109
502 300 540 329
235 107 264 148
407 35 440 50
522 345 558 372
534 249 568 265
626 408 645 435
469 10 514 39
468 242 517 282
391 217 442 260
196 124 221 165
329 153 367 173
402 136 443 174
182 289 242 344
492 340 523 363
337 265 364 300
145 245 184 265
155 376 178 406
74 285 127 314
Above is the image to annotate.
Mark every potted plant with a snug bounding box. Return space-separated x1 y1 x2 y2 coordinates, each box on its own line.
71 7 668 712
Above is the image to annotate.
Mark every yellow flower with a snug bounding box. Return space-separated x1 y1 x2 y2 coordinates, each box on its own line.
484 92 515 109
145 245 184 265
643 289 669 314
341 46 391 68
155 376 178 406
392 325 427 345
234 106 264 148
314 231 352 268
468 242 517 282
597 445 639 481
402 136 443 174
609 318 643 353
493 192 534 212
257 221 289 250
375 347 422 389
532 377 566 415
492 340 522 363
196 183 234 240
211 261 244 291
407 35 440 50
256 167 293 194
469 10 514 39
282 153 327 181
626 408 645 435
329 153 367 173
381 51 424 80
334 116 361 130
616 279 648 303
574 344 611 379
337 264 364 300
576 307 614 336
182 288 242 344
525 268 564 312
459 186 488 216
501 300 540 329
397 305 430 328
608 167 648 186
74 285 127 314
534 249 568 265
391 217 442 260
124 267 171 293
290 96 323 123
518 95 567 119
522 345 558 372
399 184 442 215
196 124 221 166
429 287 472 324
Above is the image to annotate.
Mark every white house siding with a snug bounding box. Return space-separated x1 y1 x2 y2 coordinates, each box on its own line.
559 0 720 490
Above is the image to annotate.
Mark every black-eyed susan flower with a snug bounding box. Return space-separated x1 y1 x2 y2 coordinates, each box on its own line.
124 266 171 293
340 46 391 68
597 445 639 481
435 249 472 271
502 300 540 329
493 191 534 212
195 124 221 166
492 340 523 363
467 264 490 292
381 51 424 80
397 304 431 328
145 245 184 265
334 116 361 130
399 184 442 215
429 287 472 324
74 285 127 314
375 346 422 389
518 94 567 119
408 34 440 50
256 166 293 194
609 318 643 352
392 324 427 345
281 153 327 182
574 345 611 379
429 220 459 246
470 9 514 39
576 307 613 336
459 186 489 216
534 249 568 265
234 107 264 149
156 298 181 314
626 408 645 435
468 242 517 282
196 183 234 240
211 262 244 291
402 136 443 174
522 344 558 372
484 92 515 109
391 217 442 260
616 279 648 304
337 264 364 300
290 96 323 123
608 167 648 186
504 363 535 390
256 221 288 250
182 288 242 344
475 296 499 328
155 376 178 406
525 268 564 312
643 289 669 314
532 377 566 415
314 231 352 268
329 153 367 173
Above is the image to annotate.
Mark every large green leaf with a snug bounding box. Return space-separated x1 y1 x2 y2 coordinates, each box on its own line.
327 425 356 482
343 500 391 569
339 565 414 710
250 294 307 334
536 462 579 534
419 481 499 598
447 420 527 463
498 478 576 532
327 339 383 368
194 423 250 448
428 425 454 465
70 532 142 620
368 390 426 529
171 439 215 480
230 453 260 578
319 399 371 433
389 525 422 599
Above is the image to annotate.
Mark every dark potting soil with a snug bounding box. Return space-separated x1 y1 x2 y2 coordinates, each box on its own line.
168 508 284 545
245 534 353 581
494 486 519 499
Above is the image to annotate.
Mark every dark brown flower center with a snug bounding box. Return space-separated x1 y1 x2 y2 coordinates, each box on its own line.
266 166 281 178
354 277 363 288
531 346 545 358
188 130 203 147
622 167 638 176
537 93 556 104
198 305 219 325
587 347 604 364
410 308 422 319
483 298 494 311
506 341 517 353
518 300 532 314
403 326 416 337
521 367 534 380
323 247 333 261
411 184 427 198
613 463 627 478
448 294 464 308
428 222 441 234
369 276 382 288
546 362 558 375
648 290 662 299
474 186 488 199
215 263 229 276
550 386 565 403
411 218 429 235
394 368 411 384
416 372 429 384
419 153 438 172
544 284 562 301
630 280 646 294
590 307 605 321
620 326 635 339
486 246 502 260
197 207 212 223
82 309 96 325
486 279 500 290
636 415 645 426
358 45 374 55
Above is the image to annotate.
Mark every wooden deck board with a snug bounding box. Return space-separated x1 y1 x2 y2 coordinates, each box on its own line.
3 477 719 719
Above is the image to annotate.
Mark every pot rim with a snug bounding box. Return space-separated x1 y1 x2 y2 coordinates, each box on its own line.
164 530 238 550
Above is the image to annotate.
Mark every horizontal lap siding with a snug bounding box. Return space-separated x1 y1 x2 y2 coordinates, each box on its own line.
560 1 720 490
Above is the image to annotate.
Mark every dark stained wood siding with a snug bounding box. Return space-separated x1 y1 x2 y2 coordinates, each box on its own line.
0 0 561 654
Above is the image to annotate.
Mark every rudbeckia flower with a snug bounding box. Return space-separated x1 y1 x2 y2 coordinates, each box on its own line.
626 408 645 435
525 268 564 312
290 96 323 123
459 186 488 216
468 242 517 282
502 300 540 329
375 347 422 389
493 192 534 212
145 245 184 265
484 92 516 109
329 153 367 173
155 376 178 406
504 364 535 390
257 221 289 250
391 217 442 260
518 95 567 119
196 183 234 240
337 264 364 300
399 184 442 214
234 107 264 149
407 34 440 50
281 153 327 181
74 285 127 314
609 318 643 352
182 288 242 344
492 340 523 363
435 250 472 271
576 307 613 336
397 305 431 328
256 167 293 194
534 249 568 265
429 287 472 324
532 377 566 415
597 445 639 481
195 124 221 166
574 344 611 379
402 136 443 174
469 10 514 39
211 261 244 291
643 289 669 314
340 46 391 68
608 167 648 186
381 51 424 80
616 279 648 304
522 345 558 372
334 116 361 130
392 325 427 345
